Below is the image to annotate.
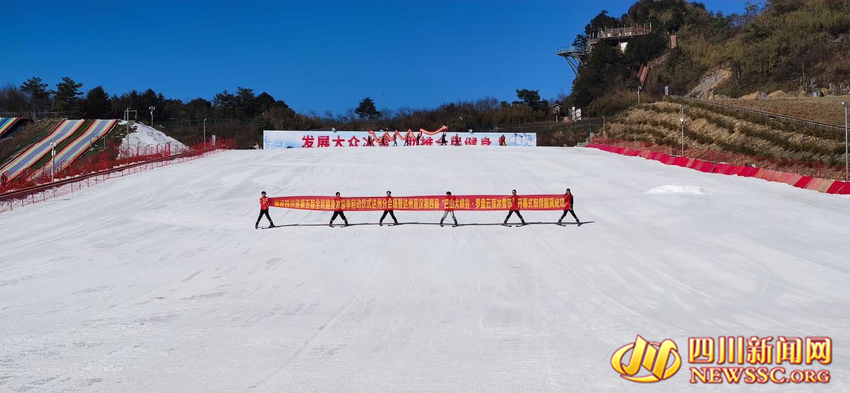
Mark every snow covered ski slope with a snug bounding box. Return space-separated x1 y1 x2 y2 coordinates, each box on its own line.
1 147 848 392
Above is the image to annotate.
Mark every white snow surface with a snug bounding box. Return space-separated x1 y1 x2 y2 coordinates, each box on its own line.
1 147 849 392
646 185 707 195
119 121 187 156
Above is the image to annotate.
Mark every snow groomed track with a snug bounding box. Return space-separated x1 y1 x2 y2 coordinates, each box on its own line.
0 147 848 392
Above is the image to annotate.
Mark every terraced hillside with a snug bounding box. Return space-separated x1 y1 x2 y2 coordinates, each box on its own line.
601 101 847 168
716 96 850 127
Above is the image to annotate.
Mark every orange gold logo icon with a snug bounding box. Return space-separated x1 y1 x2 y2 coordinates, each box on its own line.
612 335 682 382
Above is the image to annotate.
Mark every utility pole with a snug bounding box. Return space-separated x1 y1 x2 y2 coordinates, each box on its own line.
149 106 156 127
680 104 685 156
51 142 56 183
842 101 848 182
203 118 207 148
124 108 137 134
638 85 642 105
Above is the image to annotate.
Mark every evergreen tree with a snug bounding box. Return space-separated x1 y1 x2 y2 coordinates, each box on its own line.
355 97 380 121
20 77 51 113
514 89 544 112
213 89 237 118
54 77 83 116
185 98 212 119
235 87 257 118
82 86 111 118
255 92 276 113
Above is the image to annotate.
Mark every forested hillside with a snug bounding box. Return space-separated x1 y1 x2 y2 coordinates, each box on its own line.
568 0 850 116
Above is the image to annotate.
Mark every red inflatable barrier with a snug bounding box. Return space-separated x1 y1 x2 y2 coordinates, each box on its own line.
714 163 734 175
763 170 781 182
793 176 813 188
805 178 824 190
816 179 834 193
726 165 744 175
698 163 717 173
672 157 689 167
687 159 704 169
589 144 850 195
784 174 802 186
738 167 759 177
825 181 845 194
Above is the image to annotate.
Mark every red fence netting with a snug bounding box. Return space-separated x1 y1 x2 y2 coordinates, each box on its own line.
0 139 234 213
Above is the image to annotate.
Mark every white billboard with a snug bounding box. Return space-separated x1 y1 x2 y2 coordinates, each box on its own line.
263 130 536 149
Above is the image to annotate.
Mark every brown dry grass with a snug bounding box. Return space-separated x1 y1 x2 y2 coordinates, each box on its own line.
600 101 848 179
595 138 846 180
717 96 850 126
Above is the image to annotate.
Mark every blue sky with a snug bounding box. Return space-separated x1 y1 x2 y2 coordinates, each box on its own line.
2 0 746 114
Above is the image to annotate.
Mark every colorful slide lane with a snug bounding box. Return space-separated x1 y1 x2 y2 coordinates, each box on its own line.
31 119 118 180
0 117 20 138
0 120 85 182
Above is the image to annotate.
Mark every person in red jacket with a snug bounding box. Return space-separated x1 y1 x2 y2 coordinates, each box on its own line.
503 189 526 226
255 191 275 229
557 188 581 226
379 190 399 226
329 192 349 227
440 191 459 227
499 135 507 146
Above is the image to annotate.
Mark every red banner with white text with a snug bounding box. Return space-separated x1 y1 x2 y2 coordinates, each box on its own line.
269 195 570 211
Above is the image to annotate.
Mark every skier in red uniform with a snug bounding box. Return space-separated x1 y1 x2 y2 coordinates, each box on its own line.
329 192 349 227
557 188 581 226
255 191 275 229
503 189 526 226
379 190 399 226
440 191 459 227
499 135 507 146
